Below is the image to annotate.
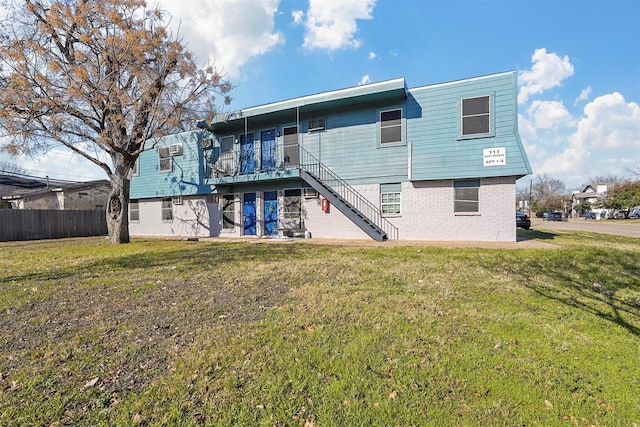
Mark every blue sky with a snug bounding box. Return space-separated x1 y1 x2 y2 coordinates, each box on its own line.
3 0 639 191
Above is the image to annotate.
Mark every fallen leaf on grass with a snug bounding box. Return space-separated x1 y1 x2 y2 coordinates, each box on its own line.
84 377 99 388
544 399 553 408
389 390 398 400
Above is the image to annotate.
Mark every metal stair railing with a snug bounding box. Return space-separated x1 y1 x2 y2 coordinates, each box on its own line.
297 145 398 240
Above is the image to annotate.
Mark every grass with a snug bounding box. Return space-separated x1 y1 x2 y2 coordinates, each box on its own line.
0 231 638 426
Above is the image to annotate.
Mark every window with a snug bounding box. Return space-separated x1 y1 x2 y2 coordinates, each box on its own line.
172 196 182 205
222 194 235 229
161 197 173 221
130 199 139 221
461 96 490 136
132 159 139 176
454 180 480 213
159 147 171 172
219 135 234 153
381 183 401 215
380 109 402 144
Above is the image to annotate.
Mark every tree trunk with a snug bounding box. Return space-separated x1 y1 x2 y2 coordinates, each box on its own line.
106 160 132 244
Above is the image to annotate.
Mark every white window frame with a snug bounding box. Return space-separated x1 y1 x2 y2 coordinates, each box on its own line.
380 183 401 216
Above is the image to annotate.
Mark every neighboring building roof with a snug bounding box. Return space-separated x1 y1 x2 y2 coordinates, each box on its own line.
0 175 110 200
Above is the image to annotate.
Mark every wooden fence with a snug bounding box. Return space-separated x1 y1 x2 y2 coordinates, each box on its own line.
0 209 107 242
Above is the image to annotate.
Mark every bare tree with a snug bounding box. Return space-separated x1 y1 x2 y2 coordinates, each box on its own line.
0 161 28 175
531 173 566 202
583 174 626 191
0 0 231 243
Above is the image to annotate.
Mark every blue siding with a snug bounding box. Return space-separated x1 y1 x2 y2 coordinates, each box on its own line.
130 131 213 199
408 72 531 181
131 72 531 199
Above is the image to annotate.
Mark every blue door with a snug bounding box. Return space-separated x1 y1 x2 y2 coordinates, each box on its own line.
243 193 256 235
263 191 278 236
261 129 276 172
240 133 255 174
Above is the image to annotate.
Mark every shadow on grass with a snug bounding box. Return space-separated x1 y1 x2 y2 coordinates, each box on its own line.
506 247 640 337
517 229 558 241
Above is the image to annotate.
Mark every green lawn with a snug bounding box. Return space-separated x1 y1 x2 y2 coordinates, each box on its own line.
0 231 638 426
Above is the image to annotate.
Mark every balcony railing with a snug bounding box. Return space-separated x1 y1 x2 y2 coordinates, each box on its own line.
207 141 398 240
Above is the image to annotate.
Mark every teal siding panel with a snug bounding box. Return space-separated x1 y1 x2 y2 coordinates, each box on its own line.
131 131 214 199
408 72 531 181
300 107 408 185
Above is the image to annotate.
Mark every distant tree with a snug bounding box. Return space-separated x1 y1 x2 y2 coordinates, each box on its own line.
536 194 566 215
597 181 640 218
0 161 28 175
582 174 626 192
0 0 231 244
531 173 566 202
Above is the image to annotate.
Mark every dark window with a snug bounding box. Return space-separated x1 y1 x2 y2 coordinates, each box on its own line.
159 147 171 172
283 126 299 167
380 109 402 144
161 198 173 221
462 96 490 135
129 199 139 221
454 180 480 213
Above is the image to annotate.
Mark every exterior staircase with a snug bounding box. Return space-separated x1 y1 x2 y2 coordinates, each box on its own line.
298 146 398 241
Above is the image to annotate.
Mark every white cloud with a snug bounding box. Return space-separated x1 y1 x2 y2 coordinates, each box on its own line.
302 0 376 51
291 9 304 25
14 145 110 181
570 92 640 151
158 0 283 77
525 100 573 130
518 48 574 105
536 92 640 185
358 74 371 85
368 51 377 60
575 86 592 104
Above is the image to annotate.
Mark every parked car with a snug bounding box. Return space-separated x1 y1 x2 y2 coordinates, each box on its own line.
516 211 531 229
547 211 566 221
584 211 597 219
630 209 640 218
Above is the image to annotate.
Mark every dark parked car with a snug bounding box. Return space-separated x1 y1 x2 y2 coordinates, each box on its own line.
516 211 531 229
548 211 566 221
584 211 597 219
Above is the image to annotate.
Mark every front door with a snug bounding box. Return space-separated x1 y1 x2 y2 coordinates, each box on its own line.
243 193 256 235
283 125 299 168
240 133 255 174
261 129 276 172
263 191 278 236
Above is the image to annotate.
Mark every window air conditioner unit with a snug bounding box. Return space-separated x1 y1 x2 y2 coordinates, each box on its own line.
200 138 213 149
308 118 325 132
303 188 319 199
169 143 183 156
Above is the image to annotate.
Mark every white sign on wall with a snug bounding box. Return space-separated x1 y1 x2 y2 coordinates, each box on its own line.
483 147 506 166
